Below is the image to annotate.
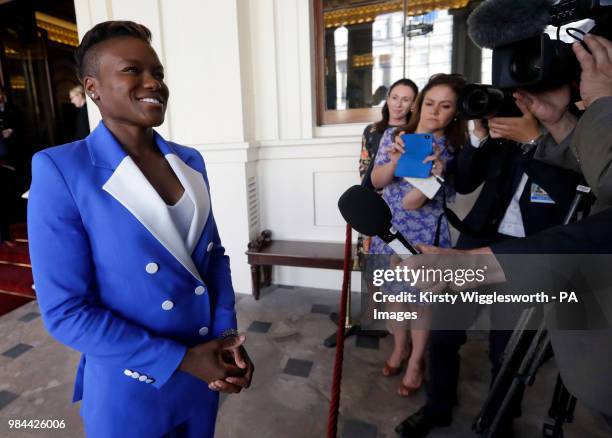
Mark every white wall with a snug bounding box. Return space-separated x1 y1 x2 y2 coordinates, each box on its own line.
248 0 366 291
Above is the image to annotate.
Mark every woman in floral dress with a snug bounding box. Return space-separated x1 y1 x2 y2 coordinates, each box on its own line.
370 74 469 397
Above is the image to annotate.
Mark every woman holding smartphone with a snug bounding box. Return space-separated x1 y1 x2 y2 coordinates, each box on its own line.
28 21 253 437
370 73 468 396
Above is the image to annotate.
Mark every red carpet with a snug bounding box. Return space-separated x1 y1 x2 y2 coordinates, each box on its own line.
0 293 33 316
0 264 34 297
0 223 35 316
0 243 30 265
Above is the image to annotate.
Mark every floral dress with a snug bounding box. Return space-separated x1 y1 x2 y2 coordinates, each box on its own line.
369 127 455 256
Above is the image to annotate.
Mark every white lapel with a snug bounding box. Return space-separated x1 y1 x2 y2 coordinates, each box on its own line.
102 155 203 283
165 154 210 254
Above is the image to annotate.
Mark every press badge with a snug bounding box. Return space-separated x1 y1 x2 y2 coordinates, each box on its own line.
530 183 555 204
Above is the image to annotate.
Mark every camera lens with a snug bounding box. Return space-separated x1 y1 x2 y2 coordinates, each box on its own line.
465 89 488 114
459 85 506 119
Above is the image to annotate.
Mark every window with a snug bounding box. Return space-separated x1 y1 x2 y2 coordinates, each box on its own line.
314 0 474 125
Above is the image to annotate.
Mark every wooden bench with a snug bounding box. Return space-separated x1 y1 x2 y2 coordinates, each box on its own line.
245 238 356 300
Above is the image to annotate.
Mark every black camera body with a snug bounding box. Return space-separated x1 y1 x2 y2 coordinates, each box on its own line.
492 34 580 90
460 0 612 119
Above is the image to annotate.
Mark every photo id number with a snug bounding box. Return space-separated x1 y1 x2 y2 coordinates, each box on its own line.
8 419 66 429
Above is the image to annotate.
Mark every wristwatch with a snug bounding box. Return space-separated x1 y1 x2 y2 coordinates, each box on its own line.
522 134 543 152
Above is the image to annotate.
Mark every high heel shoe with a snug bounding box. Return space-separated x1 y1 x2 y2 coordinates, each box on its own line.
382 357 408 377
397 381 422 397
382 342 412 377
397 361 425 397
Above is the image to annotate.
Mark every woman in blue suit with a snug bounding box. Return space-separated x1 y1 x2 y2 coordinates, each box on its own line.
28 21 254 437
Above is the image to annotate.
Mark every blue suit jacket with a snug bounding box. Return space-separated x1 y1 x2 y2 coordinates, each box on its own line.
27 122 237 437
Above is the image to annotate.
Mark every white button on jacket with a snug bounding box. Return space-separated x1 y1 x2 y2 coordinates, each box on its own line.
195 285 205 295
161 300 174 311
198 326 209 336
207 242 214 252
145 262 159 274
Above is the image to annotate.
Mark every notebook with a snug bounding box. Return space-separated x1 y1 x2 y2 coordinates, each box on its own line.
404 176 441 199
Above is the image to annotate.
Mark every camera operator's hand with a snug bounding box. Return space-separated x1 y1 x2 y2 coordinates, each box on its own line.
513 86 570 125
488 99 540 143
513 87 577 144
396 245 507 292
573 34 612 108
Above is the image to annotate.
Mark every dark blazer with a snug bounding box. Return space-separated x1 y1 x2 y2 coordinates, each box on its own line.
453 138 582 248
490 207 612 417
0 103 23 165
73 105 90 141
485 99 612 419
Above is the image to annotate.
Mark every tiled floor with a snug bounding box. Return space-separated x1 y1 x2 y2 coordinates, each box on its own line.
1 286 611 437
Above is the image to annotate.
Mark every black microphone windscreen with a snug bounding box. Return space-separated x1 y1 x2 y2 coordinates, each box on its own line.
338 185 391 236
467 0 553 49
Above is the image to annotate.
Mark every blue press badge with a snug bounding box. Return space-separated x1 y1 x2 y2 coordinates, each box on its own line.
530 183 555 204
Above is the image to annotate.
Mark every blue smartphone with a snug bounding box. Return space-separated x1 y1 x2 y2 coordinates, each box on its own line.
394 133 433 179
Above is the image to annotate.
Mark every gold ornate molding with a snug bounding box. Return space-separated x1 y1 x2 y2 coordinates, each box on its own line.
352 53 374 67
10 76 26 90
34 11 79 47
4 47 19 56
324 0 470 28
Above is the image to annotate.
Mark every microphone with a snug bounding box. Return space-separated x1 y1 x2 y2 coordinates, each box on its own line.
338 185 419 257
467 0 554 49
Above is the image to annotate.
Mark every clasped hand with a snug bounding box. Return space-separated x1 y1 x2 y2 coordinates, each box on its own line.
179 334 254 394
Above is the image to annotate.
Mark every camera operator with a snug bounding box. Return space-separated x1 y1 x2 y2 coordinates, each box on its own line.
395 95 582 438
514 35 612 211
478 33 612 253
398 34 612 436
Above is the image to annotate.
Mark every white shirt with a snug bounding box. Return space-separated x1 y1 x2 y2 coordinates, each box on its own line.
167 191 194 244
497 173 528 238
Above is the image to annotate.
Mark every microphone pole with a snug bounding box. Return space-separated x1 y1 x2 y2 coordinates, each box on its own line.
324 158 388 348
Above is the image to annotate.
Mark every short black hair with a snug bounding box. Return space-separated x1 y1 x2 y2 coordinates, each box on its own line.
75 20 152 80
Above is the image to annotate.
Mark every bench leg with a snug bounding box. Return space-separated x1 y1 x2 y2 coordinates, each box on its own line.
263 265 272 287
250 265 261 300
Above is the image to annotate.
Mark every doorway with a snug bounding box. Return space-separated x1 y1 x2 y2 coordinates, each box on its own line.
0 0 81 191
0 0 80 316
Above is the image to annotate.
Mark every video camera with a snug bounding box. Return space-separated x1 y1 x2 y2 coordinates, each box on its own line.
459 0 612 119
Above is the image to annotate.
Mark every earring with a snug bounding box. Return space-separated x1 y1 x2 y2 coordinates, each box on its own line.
90 93 96 99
